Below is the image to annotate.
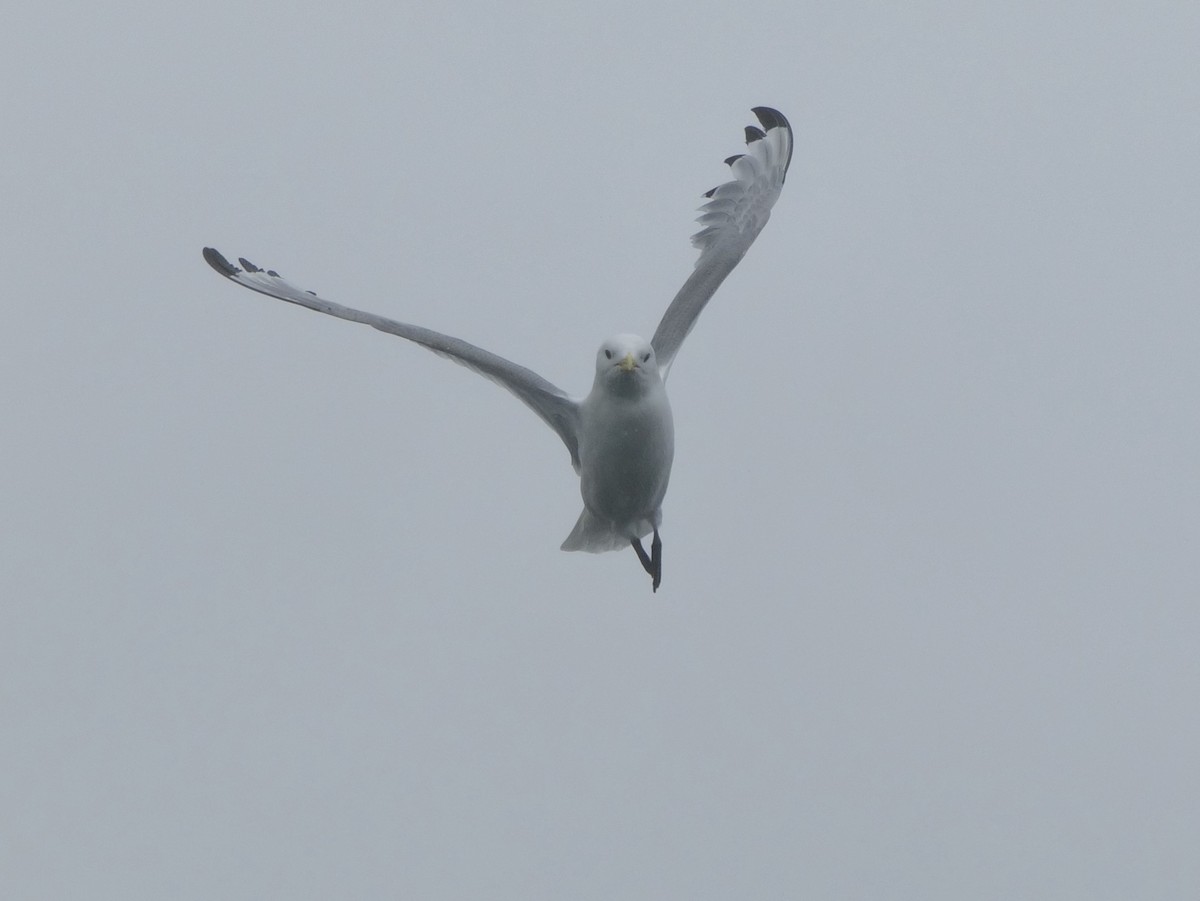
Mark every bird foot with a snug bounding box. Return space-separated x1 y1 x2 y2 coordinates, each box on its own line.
631 530 662 592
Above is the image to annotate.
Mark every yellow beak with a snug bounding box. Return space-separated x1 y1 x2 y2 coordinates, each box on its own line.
618 352 637 372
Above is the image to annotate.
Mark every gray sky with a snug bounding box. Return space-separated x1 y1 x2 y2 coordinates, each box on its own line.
3 1 1198 898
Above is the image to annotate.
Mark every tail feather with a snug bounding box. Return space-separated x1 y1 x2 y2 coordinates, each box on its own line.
560 508 633 553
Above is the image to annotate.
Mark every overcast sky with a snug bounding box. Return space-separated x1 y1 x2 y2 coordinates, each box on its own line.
2 1 1198 898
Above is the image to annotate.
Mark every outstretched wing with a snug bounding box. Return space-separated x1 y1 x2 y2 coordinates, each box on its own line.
202 248 582 470
650 106 793 380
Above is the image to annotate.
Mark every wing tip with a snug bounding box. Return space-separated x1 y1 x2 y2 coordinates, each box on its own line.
749 105 794 182
202 246 241 277
204 247 285 282
750 106 790 134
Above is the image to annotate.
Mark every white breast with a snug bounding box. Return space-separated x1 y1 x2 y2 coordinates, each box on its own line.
577 384 675 529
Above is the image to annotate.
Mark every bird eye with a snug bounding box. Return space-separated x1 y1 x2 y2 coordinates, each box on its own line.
604 349 613 359
642 352 651 362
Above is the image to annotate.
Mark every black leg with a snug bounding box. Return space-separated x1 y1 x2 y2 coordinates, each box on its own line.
631 531 663 592
650 529 661 592
632 537 653 574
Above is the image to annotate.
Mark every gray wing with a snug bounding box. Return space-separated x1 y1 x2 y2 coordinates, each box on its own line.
202 248 582 471
650 106 793 380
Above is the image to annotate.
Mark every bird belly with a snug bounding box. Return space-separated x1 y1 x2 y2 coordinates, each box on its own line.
578 395 674 533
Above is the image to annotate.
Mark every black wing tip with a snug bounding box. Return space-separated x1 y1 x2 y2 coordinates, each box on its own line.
751 106 791 134
724 154 745 167
202 246 241 277
749 105 794 182
744 125 766 144
204 247 289 283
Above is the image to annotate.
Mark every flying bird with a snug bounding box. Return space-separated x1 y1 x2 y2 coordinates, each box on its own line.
203 106 792 591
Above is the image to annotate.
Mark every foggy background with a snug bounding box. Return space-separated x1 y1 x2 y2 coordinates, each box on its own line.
2 1 1198 898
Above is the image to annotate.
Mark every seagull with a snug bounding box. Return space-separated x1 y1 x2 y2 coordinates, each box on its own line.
203 106 792 591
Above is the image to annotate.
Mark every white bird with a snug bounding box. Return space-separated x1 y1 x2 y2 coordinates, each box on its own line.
204 106 792 591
